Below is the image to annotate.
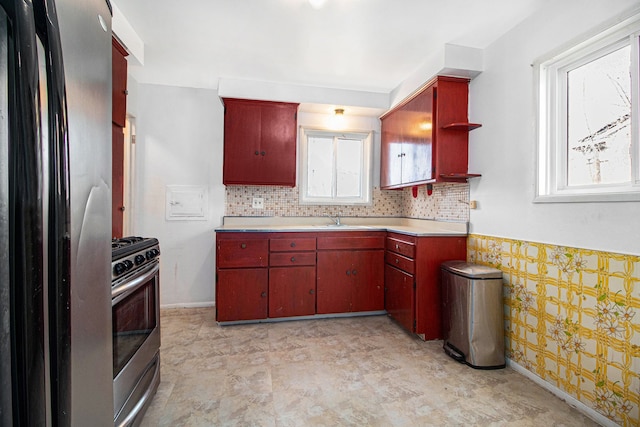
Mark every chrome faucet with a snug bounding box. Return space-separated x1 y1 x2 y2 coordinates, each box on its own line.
326 212 342 226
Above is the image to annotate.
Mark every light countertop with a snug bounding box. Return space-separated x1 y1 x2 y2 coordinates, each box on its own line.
215 216 467 236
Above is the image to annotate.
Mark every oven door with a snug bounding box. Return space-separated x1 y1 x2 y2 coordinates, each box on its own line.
112 261 160 424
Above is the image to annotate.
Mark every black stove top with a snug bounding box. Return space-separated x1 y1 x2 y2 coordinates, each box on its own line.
111 236 160 282
112 236 159 261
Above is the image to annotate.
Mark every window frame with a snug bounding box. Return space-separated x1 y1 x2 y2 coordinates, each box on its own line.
535 12 640 203
298 127 373 206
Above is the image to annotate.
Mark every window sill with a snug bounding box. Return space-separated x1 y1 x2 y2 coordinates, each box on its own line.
534 191 640 203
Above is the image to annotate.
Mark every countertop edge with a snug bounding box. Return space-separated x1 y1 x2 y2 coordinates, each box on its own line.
214 226 467 237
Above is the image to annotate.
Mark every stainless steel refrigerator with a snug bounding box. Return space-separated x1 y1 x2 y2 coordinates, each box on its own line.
1 0 113 425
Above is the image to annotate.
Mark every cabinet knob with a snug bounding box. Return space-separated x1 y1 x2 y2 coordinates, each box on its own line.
309 289 315 295
261 292 267 298
352 269 357 276
395 258 399 264
261 151 266 156
397 154 402 158
254 151 259 155
290 242 296 248
290 257 296 262
346 270 350 276
240 243 247 249
395 244 399 249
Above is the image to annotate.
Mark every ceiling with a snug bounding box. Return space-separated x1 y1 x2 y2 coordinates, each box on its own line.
113 0 547 100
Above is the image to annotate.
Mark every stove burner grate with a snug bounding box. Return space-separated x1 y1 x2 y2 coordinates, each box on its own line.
112 236 159 261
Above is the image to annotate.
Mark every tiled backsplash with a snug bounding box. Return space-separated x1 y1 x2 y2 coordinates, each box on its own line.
224 183 470 221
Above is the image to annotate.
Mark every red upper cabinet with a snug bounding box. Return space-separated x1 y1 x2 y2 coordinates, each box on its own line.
380 76 480 189
112 39 128 128
222 98 299 186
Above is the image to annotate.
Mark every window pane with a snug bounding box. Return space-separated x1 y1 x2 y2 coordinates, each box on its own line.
567 45 631 186
336 138 362 197
307 136 333 197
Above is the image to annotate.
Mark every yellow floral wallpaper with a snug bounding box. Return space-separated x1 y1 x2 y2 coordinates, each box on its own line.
468 234 639 427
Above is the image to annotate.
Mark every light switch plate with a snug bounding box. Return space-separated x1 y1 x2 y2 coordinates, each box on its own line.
252 197 264 209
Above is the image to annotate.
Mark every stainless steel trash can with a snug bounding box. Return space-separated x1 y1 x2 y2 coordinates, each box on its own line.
441 261 505 369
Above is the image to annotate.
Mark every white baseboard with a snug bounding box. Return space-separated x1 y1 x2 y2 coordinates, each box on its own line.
507 359 619 427
160 301 215 309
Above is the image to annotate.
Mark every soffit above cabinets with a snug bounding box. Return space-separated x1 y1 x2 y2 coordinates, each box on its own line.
111 0 549 94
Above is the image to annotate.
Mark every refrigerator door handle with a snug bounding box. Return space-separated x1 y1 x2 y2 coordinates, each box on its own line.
33 0 72 424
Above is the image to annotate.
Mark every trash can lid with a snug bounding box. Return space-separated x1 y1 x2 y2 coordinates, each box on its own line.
441 260 503 279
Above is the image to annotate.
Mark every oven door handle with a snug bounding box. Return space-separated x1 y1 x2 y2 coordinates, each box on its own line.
112 262 160 304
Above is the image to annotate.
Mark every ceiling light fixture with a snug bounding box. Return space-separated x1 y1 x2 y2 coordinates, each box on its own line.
308 0 327 10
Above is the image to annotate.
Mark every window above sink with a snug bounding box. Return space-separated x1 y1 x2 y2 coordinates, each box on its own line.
299 127 373 205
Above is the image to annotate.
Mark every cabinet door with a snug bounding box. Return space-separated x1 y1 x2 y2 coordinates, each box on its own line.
402 88 433 185
351 250 384 312
112 124 124 238
269 266 316 318
216 269 268 321
223 101 262 185
259 103 297 185
385 264 415 333
380 113 402 188
223 99 298 186
316 252 352 314
112 39 128 128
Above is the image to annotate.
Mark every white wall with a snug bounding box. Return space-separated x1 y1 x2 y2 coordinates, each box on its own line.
468 0 640 256
134 83 224 306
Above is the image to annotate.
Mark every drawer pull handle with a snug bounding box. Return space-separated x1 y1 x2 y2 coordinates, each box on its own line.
309 289 315 295
395 244 399 249
395 258 399 264
261 292 267 298
240 243 247 249
291 257 296 262
290 242 296 248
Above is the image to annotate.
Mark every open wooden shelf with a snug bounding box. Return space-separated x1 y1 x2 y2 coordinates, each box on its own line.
442 122 482 131
439 173 482 181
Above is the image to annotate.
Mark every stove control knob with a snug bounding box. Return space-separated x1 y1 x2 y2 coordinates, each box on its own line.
134 255 146 265
123 260 134 270
146 249 160 260
113 263 126 276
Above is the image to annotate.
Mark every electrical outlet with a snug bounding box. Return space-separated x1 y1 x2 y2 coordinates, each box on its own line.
469 200 478 209
252 197 264 209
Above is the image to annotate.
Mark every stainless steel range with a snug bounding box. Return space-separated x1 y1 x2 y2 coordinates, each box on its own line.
112 236 161 426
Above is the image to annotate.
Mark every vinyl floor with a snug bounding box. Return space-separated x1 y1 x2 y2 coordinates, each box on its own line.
140 307 600 426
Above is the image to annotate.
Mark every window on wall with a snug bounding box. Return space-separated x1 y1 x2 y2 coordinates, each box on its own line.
535 12 640 202
299 128 373 205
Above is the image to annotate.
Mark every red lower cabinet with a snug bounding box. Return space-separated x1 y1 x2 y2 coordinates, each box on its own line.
216 269 268 322
384 264 415 333
215 230 463 338
316 232 385 314
385 232 467 339
269 266 316 318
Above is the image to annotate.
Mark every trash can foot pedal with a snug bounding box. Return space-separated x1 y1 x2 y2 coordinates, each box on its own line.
443 341 466 363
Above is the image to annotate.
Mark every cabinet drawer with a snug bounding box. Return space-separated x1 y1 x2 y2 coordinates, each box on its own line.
385 251 415 275
317 236 385 250
270 237 316 252
270 252 316 267
386 237 415 258
217 239 268 268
